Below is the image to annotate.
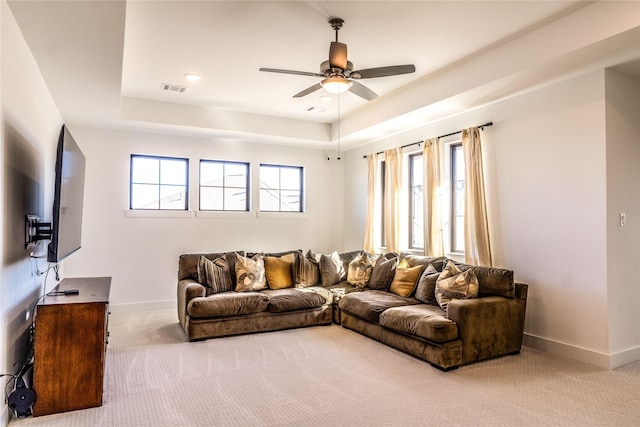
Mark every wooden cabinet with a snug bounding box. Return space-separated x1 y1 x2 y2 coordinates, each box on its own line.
32 277 111 416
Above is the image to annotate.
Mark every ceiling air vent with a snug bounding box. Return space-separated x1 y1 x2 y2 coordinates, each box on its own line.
161 83 187 93
304 106 325 113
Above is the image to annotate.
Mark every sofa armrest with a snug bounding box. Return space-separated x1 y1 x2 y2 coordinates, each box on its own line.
177 279 206 328
447 295 526 364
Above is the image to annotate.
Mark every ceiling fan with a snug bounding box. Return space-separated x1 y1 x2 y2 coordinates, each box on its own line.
259 18 415 101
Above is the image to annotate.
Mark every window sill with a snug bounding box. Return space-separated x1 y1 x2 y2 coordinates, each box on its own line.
125 210 194 218
257 211 308 220
196 211 254 219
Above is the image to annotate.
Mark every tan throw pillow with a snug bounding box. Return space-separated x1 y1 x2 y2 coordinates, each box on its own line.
197 256 233 295
389 265 422 297
235 254 267 292
347 252 373 288
435 261 479 311
264 253 295 290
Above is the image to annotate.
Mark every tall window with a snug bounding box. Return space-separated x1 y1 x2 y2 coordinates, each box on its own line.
259 164 303 212
130 155 188 210
451 144 465 253
199 160 249 211
409 153 424 250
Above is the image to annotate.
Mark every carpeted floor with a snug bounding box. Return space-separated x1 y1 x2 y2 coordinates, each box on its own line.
10 308 640 426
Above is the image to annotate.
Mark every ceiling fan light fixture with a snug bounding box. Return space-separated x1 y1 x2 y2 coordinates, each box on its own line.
321 77 352 94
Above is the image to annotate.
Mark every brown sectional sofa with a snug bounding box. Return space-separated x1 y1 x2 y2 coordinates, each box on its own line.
177 249 527 371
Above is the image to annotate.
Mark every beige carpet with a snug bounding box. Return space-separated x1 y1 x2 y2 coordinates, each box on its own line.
10 308 640 426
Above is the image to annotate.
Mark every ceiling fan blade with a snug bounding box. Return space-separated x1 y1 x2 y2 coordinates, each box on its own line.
293 83 323 98
352 64 416 79
259 68 324 78
329 42 348 70
348 80 378 101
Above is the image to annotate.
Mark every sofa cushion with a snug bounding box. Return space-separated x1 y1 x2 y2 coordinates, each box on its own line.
264 253 295 290
399 253 448 272
414 264 439 305
197 256 234 295
451 261 515 298
338 290 420 324
436 262 479 311
187 292 269 318
181 252 243 283
368 257 397 290
294 250 320 288
347 252 373 288
235 254 267 292
261 289 327 313
319 251 344 286
389 265 422 297
380 305 458 343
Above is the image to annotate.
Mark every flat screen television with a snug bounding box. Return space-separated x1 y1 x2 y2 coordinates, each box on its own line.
47 125 86 263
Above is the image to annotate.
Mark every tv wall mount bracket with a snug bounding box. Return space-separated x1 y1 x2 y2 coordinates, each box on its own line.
25 215 52 249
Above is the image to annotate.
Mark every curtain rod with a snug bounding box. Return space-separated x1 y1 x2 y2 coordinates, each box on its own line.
363 121 493 159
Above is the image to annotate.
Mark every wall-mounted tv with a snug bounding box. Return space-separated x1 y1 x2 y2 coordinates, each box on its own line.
47 125 85 263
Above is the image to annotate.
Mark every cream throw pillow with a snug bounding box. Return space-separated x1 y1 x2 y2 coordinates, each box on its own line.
235 254 267 292
435 261 479 310
347 252 373 288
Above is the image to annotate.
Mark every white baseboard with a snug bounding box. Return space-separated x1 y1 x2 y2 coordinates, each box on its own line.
109 300 174 315
524 333 640 369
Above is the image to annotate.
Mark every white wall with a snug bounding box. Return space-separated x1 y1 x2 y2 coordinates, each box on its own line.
1 1 63 424
344 70 614 367
63 127 345 307
605 70 640 368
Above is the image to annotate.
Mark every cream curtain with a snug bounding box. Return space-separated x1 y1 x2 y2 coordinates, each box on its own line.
384 148 403 253
363 154 378 253
423 138 443 256
461 127 492 266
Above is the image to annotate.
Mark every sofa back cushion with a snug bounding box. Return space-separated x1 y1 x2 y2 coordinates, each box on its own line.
179 252 244 283
399 253 448 272
450 261 515 298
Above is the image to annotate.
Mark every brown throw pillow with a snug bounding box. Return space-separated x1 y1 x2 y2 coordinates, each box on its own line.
294 250 320 288
414 264 439 305
368 257 397 290
389 265 422 297
319 251 344 286
197 256 233 295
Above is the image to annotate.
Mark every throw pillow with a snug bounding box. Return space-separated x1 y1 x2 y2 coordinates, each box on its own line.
414 264 439 305
235 254 267 292
264 253 296 290
368 257 398 290
294 250 320 288
347 252 373 288
197 256 234 295
389 265 423 297
435 261 479 311
319 251 344 286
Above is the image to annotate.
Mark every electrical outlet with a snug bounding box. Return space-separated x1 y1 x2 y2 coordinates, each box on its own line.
620 213 626 227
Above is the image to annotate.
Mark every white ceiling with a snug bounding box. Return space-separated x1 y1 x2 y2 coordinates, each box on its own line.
7 1 640 150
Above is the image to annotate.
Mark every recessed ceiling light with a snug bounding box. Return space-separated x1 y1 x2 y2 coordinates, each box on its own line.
184 73 202 81
319 95 332 103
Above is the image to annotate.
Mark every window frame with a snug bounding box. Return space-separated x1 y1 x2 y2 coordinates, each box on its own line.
129 154 189 211
450 143 465 254
258 163 304 213
199 159 250 212
408 152 424 251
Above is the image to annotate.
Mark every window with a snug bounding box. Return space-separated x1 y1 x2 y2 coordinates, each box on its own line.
409 153 424 250
199 160 249 211
450 144 465 253
259 164 303 212
130 155 188 210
